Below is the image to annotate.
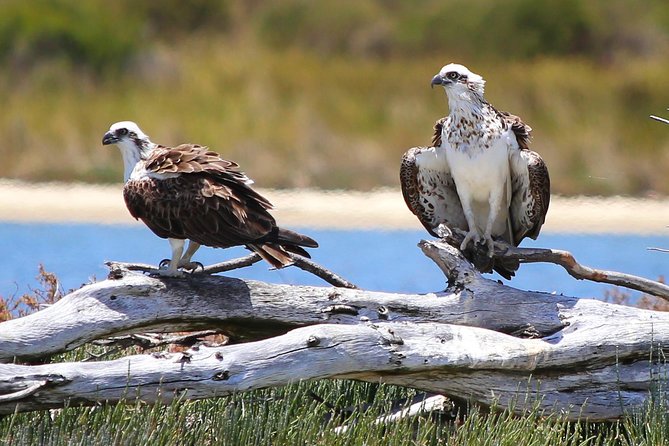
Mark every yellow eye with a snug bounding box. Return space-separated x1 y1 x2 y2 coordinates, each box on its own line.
447 72 458 80
118 128 128 136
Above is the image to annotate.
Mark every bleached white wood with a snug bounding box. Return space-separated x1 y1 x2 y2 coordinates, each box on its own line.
0 318 666 419
0 240 667 420
0 247 575 362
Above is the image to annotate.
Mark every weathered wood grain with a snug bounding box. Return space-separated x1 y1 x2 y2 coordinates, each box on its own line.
0 239 666 419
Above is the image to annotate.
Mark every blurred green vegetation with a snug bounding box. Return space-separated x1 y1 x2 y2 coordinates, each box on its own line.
0 0 667 195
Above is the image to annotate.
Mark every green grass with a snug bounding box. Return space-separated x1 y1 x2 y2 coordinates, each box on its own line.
2 374 669 445
4 272 669 445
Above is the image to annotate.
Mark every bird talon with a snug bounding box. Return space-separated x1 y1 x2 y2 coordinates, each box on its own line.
158 259 171 269
182 262 205 274
460 230 480 251
484 235 495 257
154 269 186 278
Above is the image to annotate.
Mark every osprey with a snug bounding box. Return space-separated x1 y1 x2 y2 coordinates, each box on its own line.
102 121 318 276
400 64 550 278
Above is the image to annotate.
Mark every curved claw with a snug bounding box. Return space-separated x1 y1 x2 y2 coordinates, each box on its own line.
460 230 480 252
158 259 171 269
483 235 495 258
184 262 205 274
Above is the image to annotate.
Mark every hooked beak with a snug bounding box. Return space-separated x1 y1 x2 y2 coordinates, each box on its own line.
431 74 446 89
102 131 118 145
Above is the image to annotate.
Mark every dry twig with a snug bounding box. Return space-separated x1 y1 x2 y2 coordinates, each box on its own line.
106 253 358 289
650 110 669 125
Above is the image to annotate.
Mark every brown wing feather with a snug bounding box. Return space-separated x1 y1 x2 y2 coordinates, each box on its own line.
499 111 531 150
400 147 437 237
523 150 550 240
431 117 448 147
400 146 467 236
146 144 239 175
124 174 272 247
502 109 550 244
124 145 316 262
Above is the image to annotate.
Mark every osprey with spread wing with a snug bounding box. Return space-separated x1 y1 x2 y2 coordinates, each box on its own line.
401 64 550 279
103 121 318 276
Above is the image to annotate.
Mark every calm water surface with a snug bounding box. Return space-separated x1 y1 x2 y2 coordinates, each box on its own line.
2 222 667 301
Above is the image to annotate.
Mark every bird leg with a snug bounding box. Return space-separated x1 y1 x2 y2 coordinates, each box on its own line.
483 189 505 257
177 241 203 272
156 238 187 277
459 199 482 252
460 229 481 252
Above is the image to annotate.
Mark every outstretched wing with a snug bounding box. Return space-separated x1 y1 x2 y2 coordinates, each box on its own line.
400 146 466 236
124 144 276 247
505 114 550 245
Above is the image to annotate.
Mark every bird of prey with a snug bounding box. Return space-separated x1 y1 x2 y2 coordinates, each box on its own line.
102 121 318 276
400 63 550 278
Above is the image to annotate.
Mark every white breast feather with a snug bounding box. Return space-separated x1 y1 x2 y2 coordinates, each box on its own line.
444 127 517 235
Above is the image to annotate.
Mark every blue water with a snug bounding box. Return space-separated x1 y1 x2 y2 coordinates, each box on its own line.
2 222 667 300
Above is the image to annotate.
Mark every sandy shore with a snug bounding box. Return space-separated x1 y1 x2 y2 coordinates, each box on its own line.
0 180 666 234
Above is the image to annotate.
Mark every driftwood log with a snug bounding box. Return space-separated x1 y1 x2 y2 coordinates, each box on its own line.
0 240 667 420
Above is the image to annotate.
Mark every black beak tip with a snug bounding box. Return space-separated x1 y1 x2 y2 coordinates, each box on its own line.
430 74 444 89
102 133 115 145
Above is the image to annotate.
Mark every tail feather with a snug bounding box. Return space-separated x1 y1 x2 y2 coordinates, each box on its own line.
248 243 294 269
282 244 311 259
251 227 318 268
463 246 519 280
275 227 319 248
493 262 518 280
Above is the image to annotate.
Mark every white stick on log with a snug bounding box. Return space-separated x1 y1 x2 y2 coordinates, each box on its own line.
333 394 450 434
0 239 667 420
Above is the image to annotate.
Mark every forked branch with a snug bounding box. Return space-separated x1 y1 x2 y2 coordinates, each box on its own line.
438 229 669 300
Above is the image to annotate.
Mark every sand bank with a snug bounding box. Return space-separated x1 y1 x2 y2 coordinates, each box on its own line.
0 180 665 234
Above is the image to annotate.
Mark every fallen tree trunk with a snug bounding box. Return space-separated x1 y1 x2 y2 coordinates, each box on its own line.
0 240 667 420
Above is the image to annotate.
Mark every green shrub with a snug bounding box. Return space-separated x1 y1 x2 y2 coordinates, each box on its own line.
0 0 142 73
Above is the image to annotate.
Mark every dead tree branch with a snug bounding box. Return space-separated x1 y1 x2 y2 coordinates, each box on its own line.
438 230 669 300
107 252 358 289
1 239 668 420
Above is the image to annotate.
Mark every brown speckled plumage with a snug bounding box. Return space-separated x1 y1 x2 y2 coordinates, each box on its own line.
123 144 317 268
400 64 550 278
400 146 466 237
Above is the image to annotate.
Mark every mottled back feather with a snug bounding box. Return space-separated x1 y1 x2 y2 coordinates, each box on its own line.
400 146 466 237
124 144 317 267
